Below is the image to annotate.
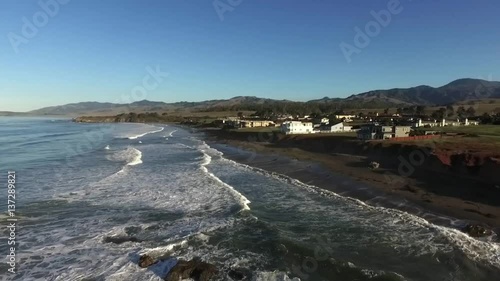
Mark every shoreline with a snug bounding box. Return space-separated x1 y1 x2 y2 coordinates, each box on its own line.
203 132 500 238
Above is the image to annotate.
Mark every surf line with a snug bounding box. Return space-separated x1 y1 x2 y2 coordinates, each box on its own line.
128 127 164 140
199 149 251 211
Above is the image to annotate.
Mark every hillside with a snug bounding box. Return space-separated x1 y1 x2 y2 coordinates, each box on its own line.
346 78 500 105
21 78 500 116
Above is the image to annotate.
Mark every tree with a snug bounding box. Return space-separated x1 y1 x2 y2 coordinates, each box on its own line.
309 112 321 119
445 105 454 117
431 108 446 119
383 108 389 115
481 113 492 124
328 114 340 125
466 106 476 117
416 105 426 115
456 106 466 118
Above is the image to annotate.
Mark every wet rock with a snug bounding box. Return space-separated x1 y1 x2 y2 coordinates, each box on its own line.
138 254 157 268
227 268 247 280
103 236 141 244
462 224 493 237
165 257 218 281
276 243 288 255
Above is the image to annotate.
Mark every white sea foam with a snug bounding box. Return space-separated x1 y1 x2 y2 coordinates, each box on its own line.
198 143 251 211
126 148 143 166
105 145 110 150
253 271 301 281
107 147 143 166
217 153 500 269
140 239 188 257
128 126 164 139
168 130 177 137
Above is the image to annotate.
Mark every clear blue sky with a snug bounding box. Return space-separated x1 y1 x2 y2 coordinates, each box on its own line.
1 0 499 111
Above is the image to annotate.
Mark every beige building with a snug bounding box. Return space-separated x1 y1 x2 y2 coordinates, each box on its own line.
335 114 357 122
240 120 275 128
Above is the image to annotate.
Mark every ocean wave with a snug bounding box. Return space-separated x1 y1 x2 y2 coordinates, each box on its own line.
215 149 500 269
106 147 143 166
128 126 164 139
140 239 189 257
197 142 251 211
127 148 143 166
168 130 177 137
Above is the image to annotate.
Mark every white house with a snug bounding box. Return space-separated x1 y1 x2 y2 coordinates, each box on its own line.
331 122 353 132
319 122 353 133
281 121 314 134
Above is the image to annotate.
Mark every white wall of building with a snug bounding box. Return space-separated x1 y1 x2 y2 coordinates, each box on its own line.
330 122 344 132
281 121 314 134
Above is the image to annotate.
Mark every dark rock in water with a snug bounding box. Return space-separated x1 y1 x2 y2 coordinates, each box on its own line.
462 224 493 237
103 236 141 244
228 268 251 280
165 257 218 281
138 254 157 268
276 243 288 255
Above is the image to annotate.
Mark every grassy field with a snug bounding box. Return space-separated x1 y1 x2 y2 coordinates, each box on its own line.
228 125 500 154
388 126 500 153
440 125 500 137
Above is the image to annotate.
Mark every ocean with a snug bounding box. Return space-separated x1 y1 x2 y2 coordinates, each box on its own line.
0 117 499 281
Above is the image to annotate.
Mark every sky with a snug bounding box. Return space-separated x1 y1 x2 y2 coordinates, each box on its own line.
1 0 499 112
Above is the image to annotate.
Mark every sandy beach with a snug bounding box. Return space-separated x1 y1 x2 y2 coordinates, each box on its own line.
205 134 500 237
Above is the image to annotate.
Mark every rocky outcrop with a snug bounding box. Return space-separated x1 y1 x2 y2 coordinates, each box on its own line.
228 268 252 280
165 257 218 281
462 224 493 237
102 236 141 244
73 116 118 123
138 254 157 268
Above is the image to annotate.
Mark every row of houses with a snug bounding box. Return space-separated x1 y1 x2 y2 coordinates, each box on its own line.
280 121 353 134
222 119 275 128
219 115 480 140
414 118 479 128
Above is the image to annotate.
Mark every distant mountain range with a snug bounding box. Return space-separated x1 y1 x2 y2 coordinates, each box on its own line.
4 78 500 116
345 78 500 105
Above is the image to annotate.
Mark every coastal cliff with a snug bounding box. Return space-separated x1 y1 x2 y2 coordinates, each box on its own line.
205 129 500 227
205 130 500 183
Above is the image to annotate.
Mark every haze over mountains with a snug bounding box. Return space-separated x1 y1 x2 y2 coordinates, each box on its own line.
4 78 500 116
